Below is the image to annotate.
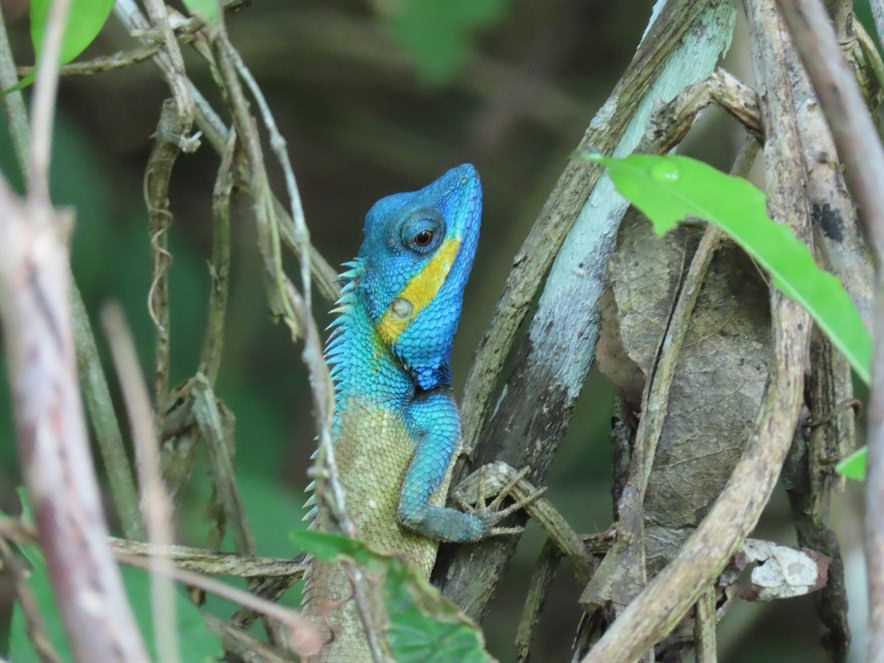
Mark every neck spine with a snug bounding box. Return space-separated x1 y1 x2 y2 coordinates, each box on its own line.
325 260 413 418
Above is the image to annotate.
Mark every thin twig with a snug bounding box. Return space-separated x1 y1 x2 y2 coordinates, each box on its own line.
0 538 63 663
202 614 294 663
226 44 312 310
72 288 145 540
141 0 194 130
2 518 305 579
198 131 235 384
0 7 30 180
145 99 184 425
28 0 71 200
192 375 256 554
211 23 379 659
102 303 180 663
17 43 165 77
693 587 717 663
515 539 562 663
109 537 306 577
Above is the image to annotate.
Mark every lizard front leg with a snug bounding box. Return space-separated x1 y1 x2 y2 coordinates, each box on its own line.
399 390 528 541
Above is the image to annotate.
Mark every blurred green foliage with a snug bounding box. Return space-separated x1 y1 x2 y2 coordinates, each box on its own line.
384 0 510 84
0 0 853 661
11 543 223 662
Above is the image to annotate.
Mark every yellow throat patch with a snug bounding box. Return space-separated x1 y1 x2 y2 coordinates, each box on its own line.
376 237 460 345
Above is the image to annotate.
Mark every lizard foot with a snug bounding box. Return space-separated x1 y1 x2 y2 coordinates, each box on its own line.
454 462 548 537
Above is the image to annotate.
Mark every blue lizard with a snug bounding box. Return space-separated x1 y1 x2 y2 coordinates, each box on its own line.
303 164 523 661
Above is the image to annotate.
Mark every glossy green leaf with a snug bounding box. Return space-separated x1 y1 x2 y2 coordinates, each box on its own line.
181 0 222 30
10 543 222 662
582 152 872 384
836 445 867 480
30 0 115 67
291 529 378 566
291 529 492 662
7 0 117 94
383 0 509 84
384 562 491 663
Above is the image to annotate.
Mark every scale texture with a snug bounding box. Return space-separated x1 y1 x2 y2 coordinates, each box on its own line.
303 165 492 661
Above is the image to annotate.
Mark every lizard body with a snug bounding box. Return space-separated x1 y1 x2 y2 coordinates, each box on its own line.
304 164 498 661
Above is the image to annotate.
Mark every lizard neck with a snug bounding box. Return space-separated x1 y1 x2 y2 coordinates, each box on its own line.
326 260 415 420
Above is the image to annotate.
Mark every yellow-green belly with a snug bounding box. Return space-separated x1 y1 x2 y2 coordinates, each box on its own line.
303 398 450 662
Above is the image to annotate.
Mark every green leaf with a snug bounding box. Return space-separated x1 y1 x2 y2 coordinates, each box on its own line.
836 446 867 480
181 0 222 30
30 0 115 67
384 563 492 663
291 529 378 566
581 152 872 384
7 0 116 94
383 0 509 84
292 530 492 662
10 544 223 662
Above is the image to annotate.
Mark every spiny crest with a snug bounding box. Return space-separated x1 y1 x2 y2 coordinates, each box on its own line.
304 259 364 532
324 259 364 392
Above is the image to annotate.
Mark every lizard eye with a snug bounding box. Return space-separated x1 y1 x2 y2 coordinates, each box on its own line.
400 209 445 255
413 229 434 247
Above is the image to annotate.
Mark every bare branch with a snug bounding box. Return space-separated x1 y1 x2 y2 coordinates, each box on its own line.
18 44 163 77
693 587 717 663
145 99 185 418
71 287 145 541
772 3 884 658
581 1 814 659
28 0 70 199
439 0 737 619
141 0 194 130
774 0 884 261
0 183 149 663
0 0 144 544
109 537 306 578
198 132 236 384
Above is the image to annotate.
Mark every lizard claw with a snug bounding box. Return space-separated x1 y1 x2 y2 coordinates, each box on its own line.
457 464 548 536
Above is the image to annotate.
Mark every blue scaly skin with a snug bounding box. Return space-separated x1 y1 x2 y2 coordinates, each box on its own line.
303 164 517 661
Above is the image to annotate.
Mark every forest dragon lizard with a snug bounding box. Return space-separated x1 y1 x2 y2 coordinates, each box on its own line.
302 164 534 661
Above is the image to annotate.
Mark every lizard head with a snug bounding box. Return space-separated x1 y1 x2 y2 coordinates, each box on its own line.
356 163 482 391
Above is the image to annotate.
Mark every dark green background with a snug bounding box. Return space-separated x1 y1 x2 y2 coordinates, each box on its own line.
0 0 870 660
